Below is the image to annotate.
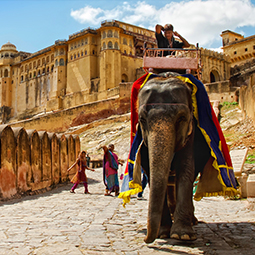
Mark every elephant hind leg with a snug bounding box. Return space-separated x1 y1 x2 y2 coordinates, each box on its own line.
158 192 172 239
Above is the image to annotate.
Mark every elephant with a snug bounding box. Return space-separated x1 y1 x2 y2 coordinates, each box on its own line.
137 73 212 243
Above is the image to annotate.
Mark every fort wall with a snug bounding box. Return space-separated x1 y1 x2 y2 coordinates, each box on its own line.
0 125 80 200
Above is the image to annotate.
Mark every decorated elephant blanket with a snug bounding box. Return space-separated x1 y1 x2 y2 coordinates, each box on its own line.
119 72 238 206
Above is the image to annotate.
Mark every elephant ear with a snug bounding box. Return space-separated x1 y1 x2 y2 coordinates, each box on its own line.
187 118 193 136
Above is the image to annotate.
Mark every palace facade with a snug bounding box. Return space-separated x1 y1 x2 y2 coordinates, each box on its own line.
0 20 251 124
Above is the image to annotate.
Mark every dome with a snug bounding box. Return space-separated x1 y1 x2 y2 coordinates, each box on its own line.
1 42 17 51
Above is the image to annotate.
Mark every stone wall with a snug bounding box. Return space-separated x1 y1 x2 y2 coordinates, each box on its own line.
239 72 255 123
205 80 239 103
0 125 80 199
9 82 133 133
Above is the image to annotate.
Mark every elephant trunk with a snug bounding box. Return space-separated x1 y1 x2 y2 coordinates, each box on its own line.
144 122 175 244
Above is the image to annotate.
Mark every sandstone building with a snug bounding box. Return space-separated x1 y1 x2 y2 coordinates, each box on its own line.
221 30 255 67
0 20 248 125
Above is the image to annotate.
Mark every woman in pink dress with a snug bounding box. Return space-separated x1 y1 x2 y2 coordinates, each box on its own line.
102 144 122 196
67 151 95 194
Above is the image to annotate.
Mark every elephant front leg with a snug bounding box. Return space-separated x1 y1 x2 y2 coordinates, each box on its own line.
170 145 197 241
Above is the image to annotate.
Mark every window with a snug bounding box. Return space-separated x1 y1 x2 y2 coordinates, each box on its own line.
33 61 36 68
85 38 88 45
38 60 40 66
123 38 127 45
38 70 41 76
102 31 106 39
4 69 8 77
114 42 118 49
59 58 65 66
60 48 64 55
103 42 106 50
42 58 45 65
46 56 50 63
70 55 73 60
51 65 54 72
108 41 113 49
51 54 54 62
85 50 87 55
114 31 118 38
245 48 248 52
55 59 58 66
33 71 36 77
107 30 113 37
21 75 23 82
129 40 132 47
234 51 237 55
74 54 76 59
81 51 83 56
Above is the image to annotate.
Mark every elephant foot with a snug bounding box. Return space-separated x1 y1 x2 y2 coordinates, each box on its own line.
170 220 197 241
192 215 198 226
157 225 171 239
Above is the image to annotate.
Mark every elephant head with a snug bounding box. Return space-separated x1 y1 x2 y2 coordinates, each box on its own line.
138 76 195 243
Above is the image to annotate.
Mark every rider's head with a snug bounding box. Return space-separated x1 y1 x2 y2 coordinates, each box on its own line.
164 24 174 41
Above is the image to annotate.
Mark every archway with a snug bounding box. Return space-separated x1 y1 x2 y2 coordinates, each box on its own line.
210 70 220 83
121 74 128 82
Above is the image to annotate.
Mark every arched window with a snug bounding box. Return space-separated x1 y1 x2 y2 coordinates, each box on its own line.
42 58 45 65
103 42 106 50
81 51 83 56
108 41 113 49
46 56 49 63
29 63 32 69
33 61 36 68
114 31 118 38
123 38 127 45
102 31 106 39
114 42 119 49
38 70 41 76
85 50 87 55
107 30 113 37
42 68 45 74
25 65 28 71
124 50 126 54
59 48 64 55
21 75 23 82
47 66 50 73
33 71 36 77
70 55 73 60
4 69 8 77
55 59 58 66
51 54 54 62
5 53 9 57
51 65 54 72
74 54 76 59
78 53 80 58
37 59 40 66
81 39 84 45
92 50 95 55
59 58 65 66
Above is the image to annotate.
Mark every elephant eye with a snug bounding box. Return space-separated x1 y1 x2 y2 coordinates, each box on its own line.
177 116 187 123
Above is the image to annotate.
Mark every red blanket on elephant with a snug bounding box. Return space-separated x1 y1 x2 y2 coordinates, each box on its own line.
119 73 238 206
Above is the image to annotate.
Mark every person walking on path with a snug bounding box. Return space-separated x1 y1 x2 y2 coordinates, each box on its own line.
67 151 95 194
102 144 122 196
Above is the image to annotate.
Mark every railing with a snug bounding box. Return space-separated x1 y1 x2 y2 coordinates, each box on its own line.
143 48 202 76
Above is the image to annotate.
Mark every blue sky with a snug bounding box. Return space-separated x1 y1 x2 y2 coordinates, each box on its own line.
0 0 255 53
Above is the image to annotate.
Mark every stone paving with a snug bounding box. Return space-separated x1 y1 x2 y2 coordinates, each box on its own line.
0 169 255 255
